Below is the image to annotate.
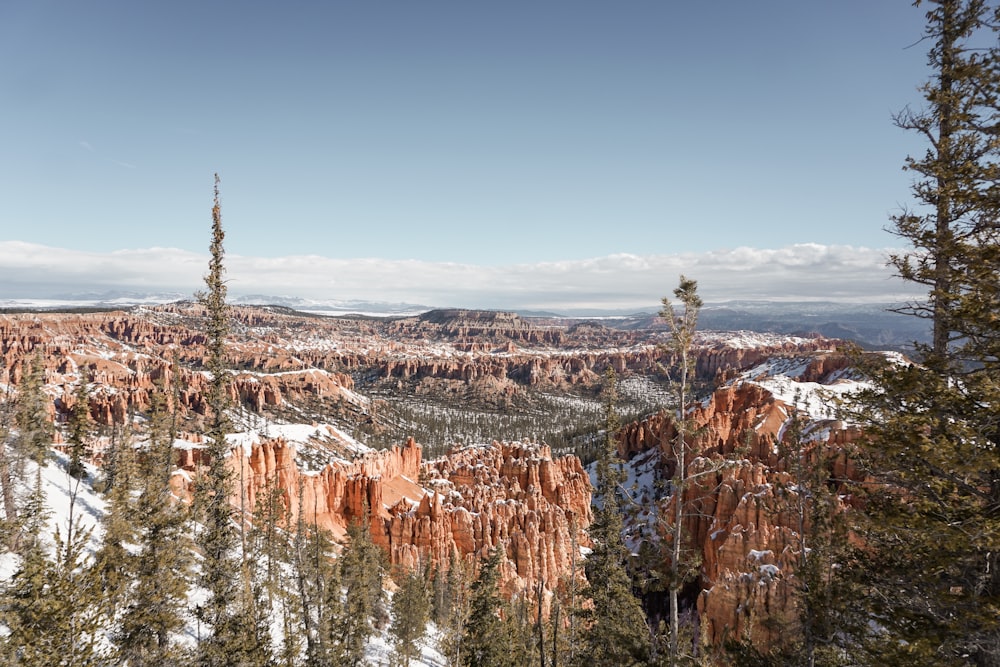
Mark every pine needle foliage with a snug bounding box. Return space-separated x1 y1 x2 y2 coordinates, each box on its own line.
115 378 192 666
660 275 703 665
335 514 387 666
389 569 430 667
66 371 92 480
462 546 516 667
14 352 52 466
847 2 1000 664
193 174 246 666
575 367 650 667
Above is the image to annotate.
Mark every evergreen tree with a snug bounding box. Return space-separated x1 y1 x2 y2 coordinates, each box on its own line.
2 461 104 665
0 370 20 550
290 479 342 667
847 1 1000 664
0 469 50 664
505 588 538 667
310 527 343 667
462 546 515 667
66 370 92 480
292 525 332 666
1 524 104 665
888 0 1000 363
14 351 52 466
335 513 386 666
390 569 430 667
193 174 250 666
659 275 702 665
436 550 472 666
575 368 650 667
115 377 192 666
92 417 137 618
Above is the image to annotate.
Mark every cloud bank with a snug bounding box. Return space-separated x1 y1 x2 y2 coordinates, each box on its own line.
0 241 923 311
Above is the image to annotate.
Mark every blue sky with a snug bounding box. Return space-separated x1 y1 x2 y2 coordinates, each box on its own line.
0 1 934 308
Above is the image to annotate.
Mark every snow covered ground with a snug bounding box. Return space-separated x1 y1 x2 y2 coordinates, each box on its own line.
0 440 448 665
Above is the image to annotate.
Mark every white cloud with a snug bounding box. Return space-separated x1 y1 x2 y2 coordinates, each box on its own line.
0 241 923 310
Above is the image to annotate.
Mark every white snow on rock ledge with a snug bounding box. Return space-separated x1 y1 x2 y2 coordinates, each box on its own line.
731 355 873 422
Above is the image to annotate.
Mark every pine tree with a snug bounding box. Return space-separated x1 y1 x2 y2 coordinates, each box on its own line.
659 275 702 665
335 513 386 666
292 522 339 667
14 351 52 466
0 370 20 550
462 546 516 667
193 174 250 666
390 569 430 667
66 370 92 480
93 414 137 620
505 589 538 667
0 469 51 664
888 0 1000 363
115 376 192 666
575 367 650 667
436 549 472 666
2 463 104 665
847 1 1000 664
311 528 343 667
46 520 105 666
290 478 343 667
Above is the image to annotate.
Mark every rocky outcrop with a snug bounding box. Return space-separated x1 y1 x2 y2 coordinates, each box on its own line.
617 367 863 650
399 441 592 592
173 436 591 597
0 307 841 429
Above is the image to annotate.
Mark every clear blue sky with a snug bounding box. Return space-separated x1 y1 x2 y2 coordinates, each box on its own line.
0 1 936 306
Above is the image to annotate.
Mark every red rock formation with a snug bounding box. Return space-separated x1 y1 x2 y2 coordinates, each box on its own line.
1 307 839 429
172 435 590 598
618 373 863 650
0 306 848 633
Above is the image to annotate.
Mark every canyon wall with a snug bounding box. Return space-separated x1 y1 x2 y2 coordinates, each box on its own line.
617 365 862 649
174 436 591 596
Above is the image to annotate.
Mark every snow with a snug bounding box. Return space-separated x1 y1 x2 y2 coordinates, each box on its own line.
729 355 872 424
365 625 448 667
0 445 452 666
587 447 664 554
35 452 108 557
759 564 780 577
697 330 815 350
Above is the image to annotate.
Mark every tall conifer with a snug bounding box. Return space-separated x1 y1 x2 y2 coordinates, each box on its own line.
390 569 430 667
576 367 650 667
116 373 192 665
66 370 92 480
660 275 702 664
335 513 386 666
462 546 515 667
15 351 52 466
849 1 1000 663
193 174 248 665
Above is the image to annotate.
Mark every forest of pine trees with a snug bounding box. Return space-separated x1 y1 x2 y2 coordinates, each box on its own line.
0 1 998 665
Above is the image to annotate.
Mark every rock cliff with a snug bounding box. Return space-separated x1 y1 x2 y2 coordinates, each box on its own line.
616 355 863 649
175 435 591 597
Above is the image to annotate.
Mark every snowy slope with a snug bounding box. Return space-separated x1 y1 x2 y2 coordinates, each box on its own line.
0 437 448 666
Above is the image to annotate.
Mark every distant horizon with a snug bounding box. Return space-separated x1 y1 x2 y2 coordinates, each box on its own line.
0 241 925 315
0 294 920 318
